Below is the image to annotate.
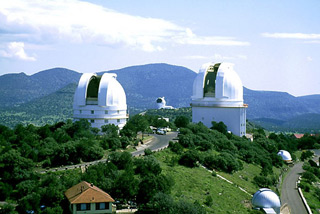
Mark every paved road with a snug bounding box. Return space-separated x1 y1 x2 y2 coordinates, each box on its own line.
131 132 178 156
40 132 177 173
281 149 320 214
281 162 308 214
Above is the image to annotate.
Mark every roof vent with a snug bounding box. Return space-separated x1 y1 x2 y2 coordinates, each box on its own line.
90 183 94 187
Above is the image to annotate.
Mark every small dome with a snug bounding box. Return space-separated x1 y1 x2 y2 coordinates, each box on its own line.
252 188 281 213
156 97 166 104
277 150 292 161
192 62 243 104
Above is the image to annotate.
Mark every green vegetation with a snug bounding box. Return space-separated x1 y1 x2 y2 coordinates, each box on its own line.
1 111 320 213
299 155 320 213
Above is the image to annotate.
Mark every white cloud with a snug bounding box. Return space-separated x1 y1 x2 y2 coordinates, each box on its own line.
261 33 320 40
303 40 320 44
307 56 313 61
0 0 250 52
0 42 36 61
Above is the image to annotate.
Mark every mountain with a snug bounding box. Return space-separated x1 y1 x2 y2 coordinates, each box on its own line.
0 83 77 127
0 68 81 107
101 63 197 109
0 63 320 132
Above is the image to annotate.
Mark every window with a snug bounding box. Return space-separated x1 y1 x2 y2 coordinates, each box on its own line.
76 203 90 211
117 119 120 123
105 110 108 114
96 202 108 210
79 110 82 114
104 119 108 123
90 119 94 123
117 110 120 114
91 110 94 114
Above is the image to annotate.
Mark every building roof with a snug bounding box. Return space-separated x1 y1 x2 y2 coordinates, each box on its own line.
65 181 115 204
277 150 292 161
294 133 304 139
252 188 281 213
73 73 127 110
192 62 243 104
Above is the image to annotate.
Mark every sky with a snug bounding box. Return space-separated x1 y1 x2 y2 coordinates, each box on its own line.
0 0 319 97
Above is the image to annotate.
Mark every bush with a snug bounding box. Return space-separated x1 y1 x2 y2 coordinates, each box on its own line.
144 148 153 156
178 150 200 168
302 171 317 183
169 141 183 154
301 150 314 161
253 175 272 188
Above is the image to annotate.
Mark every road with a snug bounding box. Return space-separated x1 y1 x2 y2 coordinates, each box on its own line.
40 132 177 173
281 149 320 214
281 162 308 214
131 132 178 156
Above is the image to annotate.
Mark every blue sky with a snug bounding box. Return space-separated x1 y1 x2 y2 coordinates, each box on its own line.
0 0 319 96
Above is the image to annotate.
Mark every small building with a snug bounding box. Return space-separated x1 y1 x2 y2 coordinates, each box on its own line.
277 150 292 163
191 62 247 136
65 181 115 214
156 97 174 109
252 188 281 214
73 73 128 130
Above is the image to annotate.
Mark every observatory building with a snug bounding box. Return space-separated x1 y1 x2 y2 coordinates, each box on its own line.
191 62 247 136
73 73 128 130
252 188 281 214
156 97 174 109
277 150 292 163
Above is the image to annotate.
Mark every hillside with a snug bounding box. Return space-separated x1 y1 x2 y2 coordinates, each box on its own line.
0 68 81 107
102 63 196 109
244 88 320 120
0 63 320 132
0 83 77 127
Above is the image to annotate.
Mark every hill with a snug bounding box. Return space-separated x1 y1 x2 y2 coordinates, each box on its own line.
102 63 196 109
244 88 320 120
0 68 81 107
0 83 77 127
0 63 320 132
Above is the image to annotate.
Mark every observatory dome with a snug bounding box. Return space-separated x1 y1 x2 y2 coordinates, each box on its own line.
277 150 292 161
192 62 243 106
252 188 281 213
73 73 128 129
74 73 126 110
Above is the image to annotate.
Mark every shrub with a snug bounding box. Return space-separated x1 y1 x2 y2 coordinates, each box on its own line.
178 150 200 168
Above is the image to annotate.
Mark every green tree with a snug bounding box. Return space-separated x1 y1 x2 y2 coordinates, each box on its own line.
211 121 227 135
174 116 189 128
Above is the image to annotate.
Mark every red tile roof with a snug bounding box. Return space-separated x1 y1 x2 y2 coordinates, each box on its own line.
65 181 115 204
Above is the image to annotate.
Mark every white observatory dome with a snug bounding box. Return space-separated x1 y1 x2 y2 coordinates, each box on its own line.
252 188 281 214
277 150 292 161
192 62 243 107
73 73 128 129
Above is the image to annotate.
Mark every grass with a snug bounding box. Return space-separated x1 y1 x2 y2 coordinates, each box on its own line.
301 184 320 213
154 149 254 214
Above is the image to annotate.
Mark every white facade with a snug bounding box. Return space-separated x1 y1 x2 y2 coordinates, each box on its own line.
191 62 247 136
156 97 174 109
252 188 281 214
73 73 128 129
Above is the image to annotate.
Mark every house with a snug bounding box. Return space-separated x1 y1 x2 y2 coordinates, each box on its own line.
65 181 115 214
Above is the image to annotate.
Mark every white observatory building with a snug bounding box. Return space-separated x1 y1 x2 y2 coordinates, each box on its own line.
252 188 281 214
277 150 292 163
191 62 247 136
73 73 128 130
156 97 174 109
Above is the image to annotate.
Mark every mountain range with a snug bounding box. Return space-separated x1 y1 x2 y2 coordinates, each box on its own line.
0 63 319 132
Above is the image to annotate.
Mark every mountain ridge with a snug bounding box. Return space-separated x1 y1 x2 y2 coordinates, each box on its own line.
0 63 320 132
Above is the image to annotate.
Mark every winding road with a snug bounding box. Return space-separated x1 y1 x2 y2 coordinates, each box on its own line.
41 132 177 173
281 149 320 214
281 162 308 214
